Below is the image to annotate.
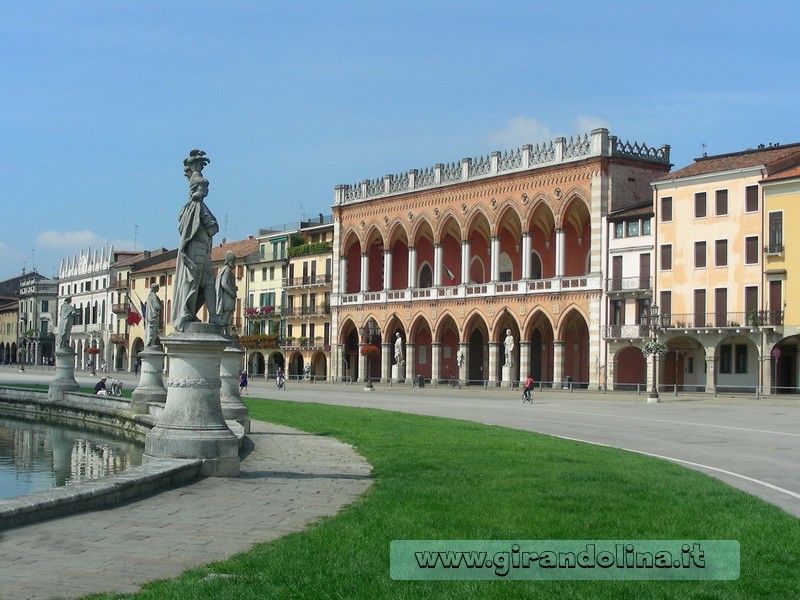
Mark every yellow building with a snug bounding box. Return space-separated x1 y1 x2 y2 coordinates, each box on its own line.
652 143 800 394
761 163 800 391
0 297 19 365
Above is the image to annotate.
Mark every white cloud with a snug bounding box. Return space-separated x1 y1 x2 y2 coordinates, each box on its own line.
486 117 554 148
573 115 611 135
36 230 104 250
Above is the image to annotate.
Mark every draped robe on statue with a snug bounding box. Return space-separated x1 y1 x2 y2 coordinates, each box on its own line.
172 198 220 331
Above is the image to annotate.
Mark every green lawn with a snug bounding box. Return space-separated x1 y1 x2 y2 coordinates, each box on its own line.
90 398 800 599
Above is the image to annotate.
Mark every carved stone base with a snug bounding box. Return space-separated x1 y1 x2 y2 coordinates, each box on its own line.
220 339 250 433
144 323 239 477
391 364 405 383
49 347 80 401
502 365 515 386
130 346 167 414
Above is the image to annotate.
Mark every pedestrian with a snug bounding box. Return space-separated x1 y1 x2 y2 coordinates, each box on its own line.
239 371 248 395
94 376 108 396
100 359 107 373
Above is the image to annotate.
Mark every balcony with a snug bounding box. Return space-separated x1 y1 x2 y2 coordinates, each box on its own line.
283 274 333 289
112 302 130 314
280 337 329 351
112 279 129 290
658 311 783 330
245 307 280 319
605 275 652 294
603 324 649 340
110 333 128 344
764 243 784 255
283 305 332 318
341 275 602 305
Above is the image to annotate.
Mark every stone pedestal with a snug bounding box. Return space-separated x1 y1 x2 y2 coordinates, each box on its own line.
502 365 515 387
391 363 405 383
49 347 80 401
144 323 239 477
130 346 167 414
220 339 250 433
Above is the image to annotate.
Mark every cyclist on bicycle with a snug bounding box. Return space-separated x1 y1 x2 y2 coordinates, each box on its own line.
276 366 285 390
522 376 534 403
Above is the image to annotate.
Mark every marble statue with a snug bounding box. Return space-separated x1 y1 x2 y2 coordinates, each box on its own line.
215 251 237 335
145 283 163 347
394 332 405 366
503 329 515 367
456 348 464 368
172 149 221 332
56 297 80 350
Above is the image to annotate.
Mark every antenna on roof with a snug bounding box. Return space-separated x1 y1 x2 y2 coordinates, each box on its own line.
224 213 229 240
701 143 707 158
134 224 138 251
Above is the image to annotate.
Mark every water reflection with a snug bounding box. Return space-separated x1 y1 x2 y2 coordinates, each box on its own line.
0 415 144 500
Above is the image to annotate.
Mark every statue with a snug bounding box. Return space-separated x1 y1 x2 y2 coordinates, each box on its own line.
503 329 515 367
56 297 80 350
172 149 221 332
145 283 163 347
456 348 464 368
394 332 405 366
215 251 237 335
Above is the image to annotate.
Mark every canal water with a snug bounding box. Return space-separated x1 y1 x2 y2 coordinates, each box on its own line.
0 414 144 501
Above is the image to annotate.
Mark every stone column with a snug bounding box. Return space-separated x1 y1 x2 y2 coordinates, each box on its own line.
219 340 250 433
431 342 441 383
522 233 532 279
360 253 369 292
130 346 167 414
48 347 80 401
555 228 566 278
488 342 499 385
406 343 416 382
433 244 443 287
408 247 417 289
553 340 565 386
339 255 347 292
490 236 500 282
144 323 239 477
381 342 392 383
519 341 531 381
461 240 471 285
383 250 393 291
705 355 716 395
458 342 469 384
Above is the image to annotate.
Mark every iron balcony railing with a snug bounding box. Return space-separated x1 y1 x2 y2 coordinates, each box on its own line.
657 310 783 329
283 274 333 288
282 305 332 318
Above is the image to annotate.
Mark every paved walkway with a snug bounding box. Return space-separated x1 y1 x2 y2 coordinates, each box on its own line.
0 419 372 600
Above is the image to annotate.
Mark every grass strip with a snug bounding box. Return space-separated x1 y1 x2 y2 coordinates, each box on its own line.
89 398 800 599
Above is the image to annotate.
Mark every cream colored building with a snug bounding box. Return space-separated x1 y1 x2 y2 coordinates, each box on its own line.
761 162 800 391
652 143 800 394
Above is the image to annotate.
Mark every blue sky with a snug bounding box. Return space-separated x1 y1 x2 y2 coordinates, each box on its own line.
1 1 797 280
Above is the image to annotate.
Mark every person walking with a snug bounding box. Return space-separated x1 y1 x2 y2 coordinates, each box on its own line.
239 371 248 395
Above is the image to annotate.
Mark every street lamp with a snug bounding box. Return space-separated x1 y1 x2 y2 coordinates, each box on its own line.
643 303 667 402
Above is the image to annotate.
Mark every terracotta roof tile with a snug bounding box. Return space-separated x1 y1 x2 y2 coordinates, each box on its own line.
655 143 800 182
761 163 800 183
134 238 259 274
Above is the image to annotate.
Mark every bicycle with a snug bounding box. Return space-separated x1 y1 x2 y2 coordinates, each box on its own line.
276 375 286 390
448 375 461 389
521 387 533 403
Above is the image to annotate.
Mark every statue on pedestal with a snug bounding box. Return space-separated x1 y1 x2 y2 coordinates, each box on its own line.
56 297 80 350
215 251 237 335
394 332 405 366
145 283 163 347
503 329 515 367
172 149 221 332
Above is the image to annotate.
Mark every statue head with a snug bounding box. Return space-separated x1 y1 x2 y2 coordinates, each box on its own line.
64 296 72 304
150 283 160 293
225 251 235 266
506 329 511 336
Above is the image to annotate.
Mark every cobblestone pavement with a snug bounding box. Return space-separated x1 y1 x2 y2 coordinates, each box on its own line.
0 420 372 600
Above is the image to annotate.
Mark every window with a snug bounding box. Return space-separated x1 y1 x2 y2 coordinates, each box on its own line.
41 300 48 312
642 218 651 235
261 267 267 280
249 268 254 282
614 222 624 238
661 196 673 222
694 192 707 218
259 244 265 259
269 266 275 280
715 288 727 327
694 289 706 327
735 345 748 374
610 299 624 325
715 240 728 267
626 220 639 237
768 212 783 253
745 236 759 265
745 185 759 212
660 245 672 270
715 189 728 216
720 344 732 374
694 241 707 268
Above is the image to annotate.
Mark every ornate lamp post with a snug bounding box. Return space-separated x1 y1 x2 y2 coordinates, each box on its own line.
359 318 380 391
642 303 667 402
